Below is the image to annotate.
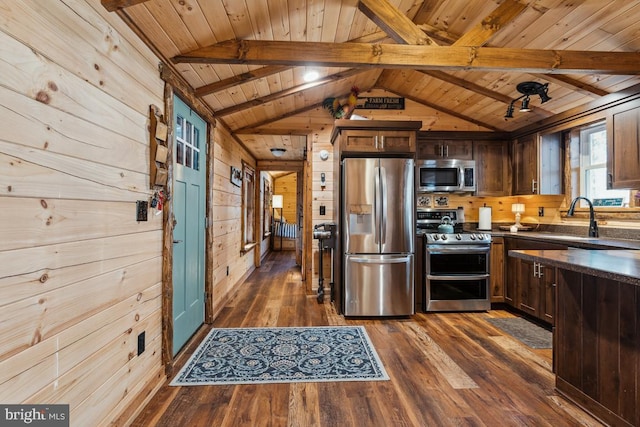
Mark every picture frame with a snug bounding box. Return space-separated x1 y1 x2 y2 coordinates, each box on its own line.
230 166 242 187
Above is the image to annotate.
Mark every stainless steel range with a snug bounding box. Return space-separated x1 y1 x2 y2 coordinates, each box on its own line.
417 207 491 312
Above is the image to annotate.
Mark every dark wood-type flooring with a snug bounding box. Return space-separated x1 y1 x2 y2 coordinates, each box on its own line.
131 251 604 427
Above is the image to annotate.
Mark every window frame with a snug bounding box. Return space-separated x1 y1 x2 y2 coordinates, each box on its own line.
241 161 257 252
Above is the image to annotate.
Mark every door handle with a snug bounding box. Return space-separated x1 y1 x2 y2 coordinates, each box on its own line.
173 239 183 244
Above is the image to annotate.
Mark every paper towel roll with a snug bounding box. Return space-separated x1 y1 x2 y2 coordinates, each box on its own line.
478 207 492 230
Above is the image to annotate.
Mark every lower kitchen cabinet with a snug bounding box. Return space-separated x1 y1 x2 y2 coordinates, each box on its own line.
490 237 505 302
505 237 566 324
516 258 556 324
556 268 640 427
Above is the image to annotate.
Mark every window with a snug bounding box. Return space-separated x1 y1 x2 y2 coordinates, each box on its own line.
242 162 256 248
577 122 630 206
175 115 200 170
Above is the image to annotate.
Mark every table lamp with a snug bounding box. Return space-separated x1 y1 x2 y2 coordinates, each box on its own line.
511 203 525 229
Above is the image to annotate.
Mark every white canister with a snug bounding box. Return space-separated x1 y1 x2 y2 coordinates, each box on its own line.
478 206 492 231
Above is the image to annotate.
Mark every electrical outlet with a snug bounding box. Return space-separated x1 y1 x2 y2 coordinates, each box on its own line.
137 331 145 356
538 207 544 217
320 205 326 215
136 201 148 221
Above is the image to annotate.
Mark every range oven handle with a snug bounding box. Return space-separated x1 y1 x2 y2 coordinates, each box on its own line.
427 274 490 281
426 245 490 254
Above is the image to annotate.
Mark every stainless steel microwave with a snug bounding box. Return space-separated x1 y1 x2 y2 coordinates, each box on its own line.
416 159 476 193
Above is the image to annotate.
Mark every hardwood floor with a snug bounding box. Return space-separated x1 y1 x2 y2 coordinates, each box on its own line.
131 251 604 427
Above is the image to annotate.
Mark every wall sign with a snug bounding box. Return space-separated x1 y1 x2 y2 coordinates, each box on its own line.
356 97 405 110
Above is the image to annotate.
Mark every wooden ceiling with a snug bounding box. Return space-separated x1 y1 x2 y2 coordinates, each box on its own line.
102 0 640 160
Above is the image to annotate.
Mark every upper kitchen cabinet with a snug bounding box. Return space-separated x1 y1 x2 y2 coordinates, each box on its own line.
418 140 473 159
512 132 563 195
474 140 510 196
416 133 473 159
331 120 421 155
607 101 640 189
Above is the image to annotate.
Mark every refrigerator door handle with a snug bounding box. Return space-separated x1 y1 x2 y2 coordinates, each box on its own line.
374 166 380 245
379 166 387 245
348 255 411 264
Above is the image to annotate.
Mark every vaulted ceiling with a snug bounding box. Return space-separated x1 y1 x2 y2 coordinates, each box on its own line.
102 0 640 160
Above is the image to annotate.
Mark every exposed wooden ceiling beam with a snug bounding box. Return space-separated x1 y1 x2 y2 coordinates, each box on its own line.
193 32 390 98
357 0 436 45
533 74 609 97
215 68 367 117
418 70 512 104
370 0 601 105
101 0 149 12
416 24 458 45
412 1 448 25
233 104 325 134
173 40 640 75
376 83 503 132
195 65 292 98
453 0 527 47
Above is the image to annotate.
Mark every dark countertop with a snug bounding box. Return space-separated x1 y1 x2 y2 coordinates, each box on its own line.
508 248 640 286
481 230 640 250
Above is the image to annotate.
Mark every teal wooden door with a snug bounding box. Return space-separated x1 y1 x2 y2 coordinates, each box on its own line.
172 96 206 356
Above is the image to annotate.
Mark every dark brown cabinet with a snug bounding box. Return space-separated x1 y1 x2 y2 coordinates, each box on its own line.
474 140 510 196
516 258 556 323
490 237 505 302
607 101 640 189
340 129 415 153
505 238 566 324
512 134 537 195
417 139 473 159
556 268 640 427
512 132 563 195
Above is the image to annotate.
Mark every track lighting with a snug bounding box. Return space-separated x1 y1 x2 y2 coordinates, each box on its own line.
505 81 551 119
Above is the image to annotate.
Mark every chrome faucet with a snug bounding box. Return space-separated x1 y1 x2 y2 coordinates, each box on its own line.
567 196 599 237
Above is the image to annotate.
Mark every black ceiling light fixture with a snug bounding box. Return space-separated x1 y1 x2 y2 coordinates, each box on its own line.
505 81 551 119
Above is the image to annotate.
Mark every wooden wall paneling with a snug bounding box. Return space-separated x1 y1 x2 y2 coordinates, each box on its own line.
0 283 160 401
0 231 162 322
0 1 166 424
0 256 161 363
209 123 258 320
2 1 164 113
311 129 335 293
0 197 161 252
24 305 161 406
0 85 148 173
274 172 297 222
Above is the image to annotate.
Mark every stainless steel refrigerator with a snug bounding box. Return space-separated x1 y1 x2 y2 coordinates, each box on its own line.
342 157 414 316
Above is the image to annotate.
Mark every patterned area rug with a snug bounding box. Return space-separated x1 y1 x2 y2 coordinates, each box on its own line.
486 317 552 349
170 326 389 385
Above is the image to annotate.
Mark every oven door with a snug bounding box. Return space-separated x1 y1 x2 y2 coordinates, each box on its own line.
424 245 490 311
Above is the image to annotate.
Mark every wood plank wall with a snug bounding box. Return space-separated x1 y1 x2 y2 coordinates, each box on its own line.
0 1 260 425
273 173 297 222
210 124 259 317
311 129 335 290
0 1 165 424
